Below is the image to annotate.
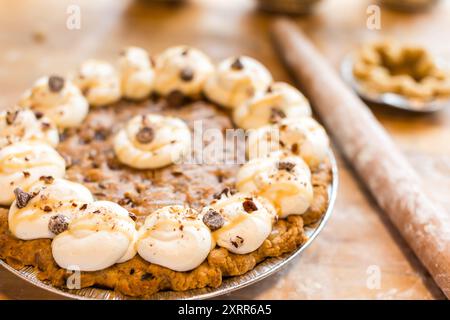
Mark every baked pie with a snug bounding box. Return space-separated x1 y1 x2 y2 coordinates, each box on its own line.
353 40 450 102
0 46 332 298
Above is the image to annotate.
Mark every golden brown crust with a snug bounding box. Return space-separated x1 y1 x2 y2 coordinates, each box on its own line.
0 99 332 298
353 40 450 101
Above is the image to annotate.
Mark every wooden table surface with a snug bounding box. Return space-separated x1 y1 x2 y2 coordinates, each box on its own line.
0 0 448 300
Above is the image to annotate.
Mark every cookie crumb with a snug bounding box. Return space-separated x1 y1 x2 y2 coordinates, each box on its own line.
277 161 296 172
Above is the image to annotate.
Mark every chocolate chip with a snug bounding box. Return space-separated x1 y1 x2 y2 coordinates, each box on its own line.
213 187 236 200
231 236 244 248
34 111 44 119
128 212 137 221
136 126 154 144
39 176 54 184
231 57 244 70
23 171 30 178
291 143 299 154
48 214 69 235
242 199 258 213
202 209 225 231
180 67 194 82
166 90 186 108
269 108 286 123
48 75 65 93
43 205 52 212
5 110 18 125
79 204 88 210
14 188 34 209
277 161 296 172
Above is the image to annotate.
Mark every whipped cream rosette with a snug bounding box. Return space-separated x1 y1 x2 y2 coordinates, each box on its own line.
118 46 155 100
153 46 214 99
202 192 276 254
18 75 89 128
74 59 122 107
8 178 94 240
204 56 273 109
0 141 66 206
137 205 213 272
114 114 191 169
0 107 59 148
237 153 313 218
51 200 138 272
247 117 330 168
233 82 312 129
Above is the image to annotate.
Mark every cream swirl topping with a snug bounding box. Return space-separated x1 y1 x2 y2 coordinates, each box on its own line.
74 59 121 107
8 178 94 240
202 193 276 254
247 117 330 168
51 201 138 272
236 153 313 218
0 141 66 206
113 114 191 169
233 82 312 129
18 75 89 128
118 46 155 100
137 205 212 272
0 107 59 148
204 56 273 109
153 46 214 98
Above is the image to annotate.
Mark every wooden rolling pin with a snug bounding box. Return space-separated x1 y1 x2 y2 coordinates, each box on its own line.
271 18 450 298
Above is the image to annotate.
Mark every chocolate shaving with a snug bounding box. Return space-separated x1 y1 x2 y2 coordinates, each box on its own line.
136 126 154 144
269 107 286 123
202 209 225 231
213 187 236 200
181 48 190 56
277 161 296 172
79 204 88 210
231 57 244 70
242 199 258 213
22 171 30 178
48 75 65 93
180 67 194 82
41 122 51 131
5 110 18 125
48 214 69 235
39 176 54 184
14 188 34 209
291 143 299 154
43 205 52 212
231 235 244 248
128 212 137 221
